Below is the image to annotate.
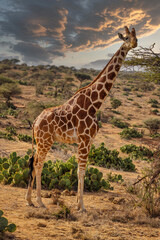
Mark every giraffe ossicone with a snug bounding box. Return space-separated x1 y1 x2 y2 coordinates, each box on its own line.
26 26 137 211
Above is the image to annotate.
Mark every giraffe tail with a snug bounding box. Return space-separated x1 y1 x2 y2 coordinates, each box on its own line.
28 122 35 186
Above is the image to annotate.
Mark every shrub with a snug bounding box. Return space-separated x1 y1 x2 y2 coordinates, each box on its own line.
18 134 32 142
107 172 124 183
144 119 160 135
0 210 16 233
0 131 15 141
0 82 21 106
111 118 129 129
151 103 159 108
74 73 91 82
119 128 143 139
110 98 122 109
0 152 112 192
148 99 159 104
88 143 135 172
120 144 153 160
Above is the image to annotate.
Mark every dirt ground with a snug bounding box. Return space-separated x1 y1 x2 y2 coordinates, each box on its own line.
1 163 160 240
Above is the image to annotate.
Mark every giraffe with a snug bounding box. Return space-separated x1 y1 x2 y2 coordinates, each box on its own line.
26 26 137 211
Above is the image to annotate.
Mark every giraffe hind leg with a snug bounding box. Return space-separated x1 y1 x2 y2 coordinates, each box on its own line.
25 155 36 206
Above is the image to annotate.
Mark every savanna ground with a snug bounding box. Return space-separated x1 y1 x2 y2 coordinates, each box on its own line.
0 62 160 239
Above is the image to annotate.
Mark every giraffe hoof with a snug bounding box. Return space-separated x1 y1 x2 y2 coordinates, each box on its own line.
38 203 46 208
78 208 87 213
26 202 35 207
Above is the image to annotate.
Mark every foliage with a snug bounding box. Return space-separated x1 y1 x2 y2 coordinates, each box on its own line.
144 118 160 135
74 72 91 82
0 131 15 141
120 144 153 160
110 98 122 109
124 44 160 84
111 117 129 129
0 210 16 233
133 152 160 217
0 152 112 192
119 128 143 139
22 101 45 127
88 143 135 172
107 172 124 183
18 134 32 142
0 82 21 105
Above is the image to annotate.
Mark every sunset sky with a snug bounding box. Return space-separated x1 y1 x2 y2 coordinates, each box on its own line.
0 0 160 69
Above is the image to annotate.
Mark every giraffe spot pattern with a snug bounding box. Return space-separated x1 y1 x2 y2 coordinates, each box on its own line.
77 109 87 119
115 64 120 72
121 51 125 57
91 91 98 102
105 82 112 92
86 116 92 128
99 89 106 100
88 106 96 117
78 121 86 134
108 65 113 72
94 101 102 109
84 97 91 109
71 115 79 126
108 72 116 80
77 94 85 108
97 84 103 91
99 76 106 83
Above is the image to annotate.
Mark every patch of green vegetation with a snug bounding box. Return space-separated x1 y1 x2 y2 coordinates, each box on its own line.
110 98 122 109
119 128 143 139
144 119 160 135
18 134 32 142
88 143 135 172
111 117 129 129
120 144 153 160
0 131 15 141
0 210 16 233
107 172 124 183
0 152 112 192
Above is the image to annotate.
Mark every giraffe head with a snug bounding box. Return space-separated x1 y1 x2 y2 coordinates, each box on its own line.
118 26 137 49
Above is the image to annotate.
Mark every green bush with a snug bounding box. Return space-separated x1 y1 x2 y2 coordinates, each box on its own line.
18 134 32 142
120 144 153 160
0 131 15 141
88 143 135 172
0 210 16 233
111 118 129 129
119 128 143 139
0 152 111 192
144 119 160 135
107 172 124 183
110 98 122 109
148 99 159 104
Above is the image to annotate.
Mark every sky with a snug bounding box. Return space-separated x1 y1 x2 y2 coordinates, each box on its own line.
0 0 160 69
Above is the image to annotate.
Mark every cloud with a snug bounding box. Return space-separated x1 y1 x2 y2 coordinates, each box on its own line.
0 0 160 65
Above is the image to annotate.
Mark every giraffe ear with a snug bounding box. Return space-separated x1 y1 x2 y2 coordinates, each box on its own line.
118 33 125 41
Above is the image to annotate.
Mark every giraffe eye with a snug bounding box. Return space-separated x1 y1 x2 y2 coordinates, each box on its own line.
125 37 129 40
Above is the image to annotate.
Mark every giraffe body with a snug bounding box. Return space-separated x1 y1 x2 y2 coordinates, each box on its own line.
26 26 137 211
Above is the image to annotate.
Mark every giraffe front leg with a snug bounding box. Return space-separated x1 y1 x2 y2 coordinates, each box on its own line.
77 140 91 212
77 164 86 212
35 164 46 208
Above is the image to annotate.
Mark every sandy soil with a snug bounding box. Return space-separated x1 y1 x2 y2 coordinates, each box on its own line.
1 165 160 240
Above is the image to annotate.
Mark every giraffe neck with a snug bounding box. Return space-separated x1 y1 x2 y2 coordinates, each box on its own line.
88 44 129 111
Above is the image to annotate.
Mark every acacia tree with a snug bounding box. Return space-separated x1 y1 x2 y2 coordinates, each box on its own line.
0 76 21 107
124 44 160 83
